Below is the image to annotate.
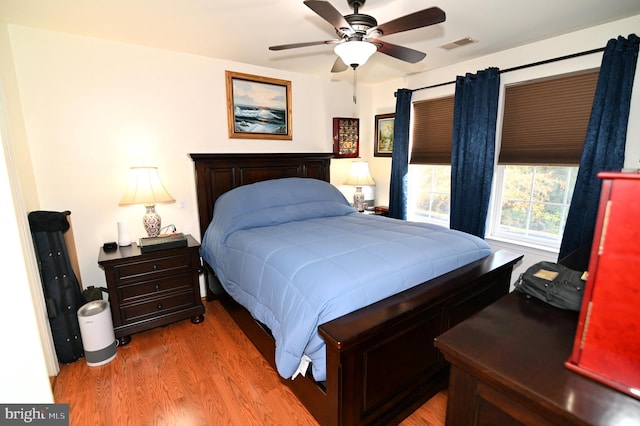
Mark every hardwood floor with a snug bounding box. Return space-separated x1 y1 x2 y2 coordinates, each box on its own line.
53 299 446 425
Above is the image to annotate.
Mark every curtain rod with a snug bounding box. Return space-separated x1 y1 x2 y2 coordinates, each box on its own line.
407 46 606 94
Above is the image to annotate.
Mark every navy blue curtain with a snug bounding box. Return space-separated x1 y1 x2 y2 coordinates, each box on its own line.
450 67 501 238
388 88 412 220
559 34 639 260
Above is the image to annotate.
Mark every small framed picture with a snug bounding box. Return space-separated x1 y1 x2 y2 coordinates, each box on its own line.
225 71 292 140
332 117 359 158
374 113 395 157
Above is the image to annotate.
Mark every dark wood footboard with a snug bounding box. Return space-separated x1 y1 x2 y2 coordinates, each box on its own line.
320 249 521 425
204 250 521 425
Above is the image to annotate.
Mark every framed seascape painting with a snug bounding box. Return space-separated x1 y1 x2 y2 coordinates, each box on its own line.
374 113 394 157
225 71 292 140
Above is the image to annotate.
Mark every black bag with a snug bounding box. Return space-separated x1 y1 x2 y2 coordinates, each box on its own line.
514 261 586 311
29 211 85 363
83 285 109 302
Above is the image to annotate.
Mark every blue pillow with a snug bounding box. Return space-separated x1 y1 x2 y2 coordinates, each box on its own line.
202 177 355 257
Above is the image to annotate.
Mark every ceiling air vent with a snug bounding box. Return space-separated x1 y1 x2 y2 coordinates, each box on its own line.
440 37 477 50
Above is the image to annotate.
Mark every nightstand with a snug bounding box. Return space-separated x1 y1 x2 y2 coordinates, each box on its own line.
373 206 389 216
98 234 205 346
361 206 389 216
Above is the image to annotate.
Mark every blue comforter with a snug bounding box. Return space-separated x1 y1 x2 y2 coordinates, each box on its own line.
201 178 492 381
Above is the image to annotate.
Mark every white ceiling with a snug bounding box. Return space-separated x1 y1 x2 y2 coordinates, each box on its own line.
1 0 639 84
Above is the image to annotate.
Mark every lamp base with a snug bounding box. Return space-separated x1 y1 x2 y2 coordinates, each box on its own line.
143 204 161 237
353 186 365 212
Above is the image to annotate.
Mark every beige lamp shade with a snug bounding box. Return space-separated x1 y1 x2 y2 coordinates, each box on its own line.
119 167 175 206
344 161 375 212
344 161 376 186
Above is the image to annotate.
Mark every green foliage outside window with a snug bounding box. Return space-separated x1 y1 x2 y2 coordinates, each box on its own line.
500 166 576 242
409 165 577 247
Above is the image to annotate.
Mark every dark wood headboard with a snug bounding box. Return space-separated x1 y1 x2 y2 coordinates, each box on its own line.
190 153 333 238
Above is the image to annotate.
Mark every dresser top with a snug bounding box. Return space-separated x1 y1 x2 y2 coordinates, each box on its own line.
435 292 640 424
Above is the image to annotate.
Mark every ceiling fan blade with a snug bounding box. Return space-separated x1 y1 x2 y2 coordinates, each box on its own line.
370 7 445 38
303 0 353 30
269 39 341 51
331 57 348 73
376 40 426 64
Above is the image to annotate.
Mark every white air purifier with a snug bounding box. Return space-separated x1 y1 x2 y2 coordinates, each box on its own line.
77 300 117 366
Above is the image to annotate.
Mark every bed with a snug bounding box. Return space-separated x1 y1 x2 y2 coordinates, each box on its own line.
191 153 522 425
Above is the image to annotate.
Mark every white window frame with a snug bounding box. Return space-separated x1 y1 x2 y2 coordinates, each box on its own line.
408 164 577 254
486 165 577 252
407 164 450 227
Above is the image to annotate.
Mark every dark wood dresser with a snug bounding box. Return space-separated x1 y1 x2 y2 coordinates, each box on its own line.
98 234 205 345
435 292 640 425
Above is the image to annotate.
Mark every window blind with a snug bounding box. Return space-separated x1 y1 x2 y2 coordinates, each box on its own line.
499 69 599 165
410 96 454 164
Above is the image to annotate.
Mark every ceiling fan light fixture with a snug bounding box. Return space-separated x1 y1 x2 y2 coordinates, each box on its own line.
334 40 376 69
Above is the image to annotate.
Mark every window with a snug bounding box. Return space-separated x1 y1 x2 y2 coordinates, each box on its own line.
408 96 454 225
492 69 597 248
490 165 577 248
408 165 451 226
408 69 598 250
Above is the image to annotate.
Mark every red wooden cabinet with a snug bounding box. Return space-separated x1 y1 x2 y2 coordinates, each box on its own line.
566 171 640 399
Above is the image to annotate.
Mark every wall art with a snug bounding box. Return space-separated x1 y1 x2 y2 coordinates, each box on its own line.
225 71 292 140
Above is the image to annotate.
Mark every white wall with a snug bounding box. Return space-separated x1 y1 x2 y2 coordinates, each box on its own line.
0 21 55 402
8 25 361 292
0 131 53 402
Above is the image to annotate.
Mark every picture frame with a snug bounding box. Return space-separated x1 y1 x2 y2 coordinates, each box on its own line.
225 71 292 140
332 117 359 158
374 113 395 157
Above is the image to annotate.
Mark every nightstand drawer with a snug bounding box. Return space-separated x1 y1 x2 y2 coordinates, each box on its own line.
120 291 195 323
114 253 193 282
118 273 194 303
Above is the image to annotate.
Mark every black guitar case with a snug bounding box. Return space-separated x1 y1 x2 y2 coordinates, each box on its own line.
28 210 84 363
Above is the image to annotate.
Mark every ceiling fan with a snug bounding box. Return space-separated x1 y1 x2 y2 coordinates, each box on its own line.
269 0 446 72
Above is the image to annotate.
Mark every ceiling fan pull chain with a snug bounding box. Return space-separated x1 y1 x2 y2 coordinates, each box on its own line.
353 68 357 104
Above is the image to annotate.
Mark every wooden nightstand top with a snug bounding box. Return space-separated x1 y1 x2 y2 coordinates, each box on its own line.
98 234 200 264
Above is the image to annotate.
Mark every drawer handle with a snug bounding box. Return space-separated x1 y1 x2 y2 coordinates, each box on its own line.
157 303 163 310
152 264 158 271
155 284 160 292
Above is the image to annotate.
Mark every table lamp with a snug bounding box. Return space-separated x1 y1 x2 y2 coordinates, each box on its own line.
344 161 375 212
119 167 175 237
